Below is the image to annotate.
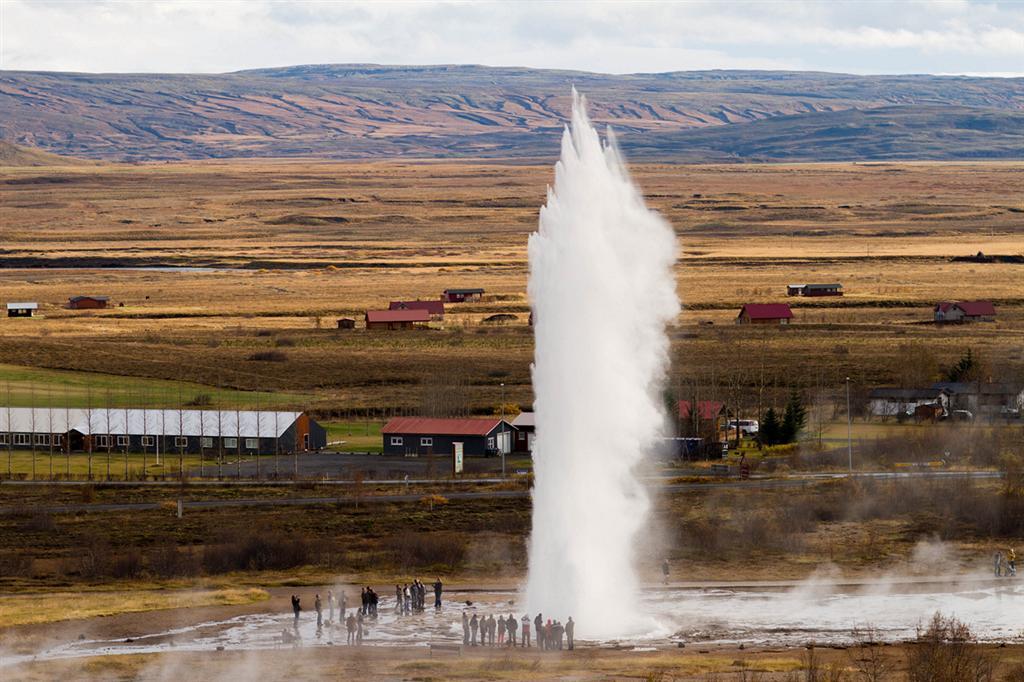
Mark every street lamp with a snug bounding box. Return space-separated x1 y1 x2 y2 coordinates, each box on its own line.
500 382 506 477
846 377 853 474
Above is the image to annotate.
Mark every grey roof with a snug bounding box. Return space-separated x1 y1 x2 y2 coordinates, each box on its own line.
805 283 842 289
511 412 535 428
6 302 38 309
868 388 946 400
0 408 302 437
444 288 484 294
932 382 1023 396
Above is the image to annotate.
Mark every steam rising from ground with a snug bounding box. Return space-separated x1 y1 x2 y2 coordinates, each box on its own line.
525 90 680 637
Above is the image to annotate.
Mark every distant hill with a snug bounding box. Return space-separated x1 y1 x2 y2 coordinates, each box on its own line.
0 65 1022 162
0 140 92 166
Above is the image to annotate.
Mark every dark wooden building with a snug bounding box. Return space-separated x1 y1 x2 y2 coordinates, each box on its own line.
365 309 430 330
336 317 356 330
442 288 484 303
788 283 842 297
511 411 534 454
0 408 326 455
382 417 514 456
6 302 38 318
68 296 110 310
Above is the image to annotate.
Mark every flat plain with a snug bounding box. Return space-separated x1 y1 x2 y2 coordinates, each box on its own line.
1 159 1021 414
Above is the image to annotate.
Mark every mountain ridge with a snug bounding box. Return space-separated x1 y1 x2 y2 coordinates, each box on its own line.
1 64 1022 162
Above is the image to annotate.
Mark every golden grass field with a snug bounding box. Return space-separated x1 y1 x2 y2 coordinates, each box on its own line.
1 159 1022 415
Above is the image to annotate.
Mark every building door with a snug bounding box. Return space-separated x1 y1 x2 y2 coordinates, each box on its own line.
303 433 310 451
497 430 511 454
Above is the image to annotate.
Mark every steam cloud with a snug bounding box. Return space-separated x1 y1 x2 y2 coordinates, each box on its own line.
525 90 680 637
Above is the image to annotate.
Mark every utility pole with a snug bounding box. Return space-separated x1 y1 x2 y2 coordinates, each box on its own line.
846 377 853 474
500 382 506 477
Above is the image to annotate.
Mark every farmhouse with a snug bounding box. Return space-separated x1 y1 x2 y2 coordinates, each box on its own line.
382 416 514 456
677 400 726 440
787 283 843 297
511 411 535 453
389 300 445 319
867 388 949 419
365 309 430 330
0 408 326 455
737 303 793 325
934 301 996 323
932 382 1024 419
442 288 484 303
6 302 38 318
68 296 110 310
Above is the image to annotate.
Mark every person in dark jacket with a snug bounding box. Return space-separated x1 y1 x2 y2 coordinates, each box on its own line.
565 617 575 650
507 612 518 646
534 613 544 650
314 594 323 629
470 613 479 646
462 611 470 645
433 578 443 610
290 595 301 625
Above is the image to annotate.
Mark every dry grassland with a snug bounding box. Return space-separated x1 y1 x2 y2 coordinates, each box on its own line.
1 160 1022 413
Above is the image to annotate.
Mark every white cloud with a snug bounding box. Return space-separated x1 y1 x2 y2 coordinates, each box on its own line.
0 0 1021 75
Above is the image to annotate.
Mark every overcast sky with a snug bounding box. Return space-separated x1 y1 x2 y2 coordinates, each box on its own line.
2 0 1022 76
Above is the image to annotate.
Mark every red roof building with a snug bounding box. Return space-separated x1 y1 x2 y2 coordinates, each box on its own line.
737 303 794 325
934 300 996 323
389 300 445 317
382 417 514 456
365 309 430 330
678 400 725 421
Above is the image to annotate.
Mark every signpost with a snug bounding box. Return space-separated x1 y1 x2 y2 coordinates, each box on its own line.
453 442 464 476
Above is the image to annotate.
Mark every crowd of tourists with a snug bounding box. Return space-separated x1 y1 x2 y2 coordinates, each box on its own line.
994 548 1017 577
461 611 574 650
395 579 444 614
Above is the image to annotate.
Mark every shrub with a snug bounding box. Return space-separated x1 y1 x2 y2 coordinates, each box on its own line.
386 531 467 571
275 337 297 347
248 350 288 362
905 612 997 682
203 530 310 573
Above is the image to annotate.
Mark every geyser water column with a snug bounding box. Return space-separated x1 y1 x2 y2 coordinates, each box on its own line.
525 91 680 638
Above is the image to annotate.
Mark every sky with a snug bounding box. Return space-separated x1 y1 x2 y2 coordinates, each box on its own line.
1 0 1022 76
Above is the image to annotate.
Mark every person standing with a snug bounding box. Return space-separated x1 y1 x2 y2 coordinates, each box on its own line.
290 595 301 625
462 611 470 645
507 612 518 647
346 611 356 644
470 613 479 646
339 589 347 616
1009 547 1018 577
327 590 335 624
395 584 403 613
554 620 564 650
433 578 443 610
534 613 544 650
356 610 364 645
360 587 367 615
565 617 575 650
521 614 531 647
314 593 323 630
662 558 670 585
497 614 505 645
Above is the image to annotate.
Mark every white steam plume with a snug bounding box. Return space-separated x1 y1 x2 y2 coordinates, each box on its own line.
525 89 680 638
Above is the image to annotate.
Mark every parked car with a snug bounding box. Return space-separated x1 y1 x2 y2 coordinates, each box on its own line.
726 419 759 436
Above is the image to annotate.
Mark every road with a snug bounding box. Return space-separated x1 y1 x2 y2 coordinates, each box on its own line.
0 470 1003 515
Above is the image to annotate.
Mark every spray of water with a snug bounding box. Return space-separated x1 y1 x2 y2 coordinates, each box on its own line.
525 90 680 638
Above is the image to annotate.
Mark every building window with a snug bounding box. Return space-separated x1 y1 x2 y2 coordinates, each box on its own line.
174 436 187 448
420 437 433 447
142 436 155 447
95 435 110 447
487 437 495 449
0 433 7 445
14 433 30 446
201 437 213 448
35 434 50 446
117 435 129 446
224 437 237 449
245 438 258 449
390 436 403 446
52 434 62 445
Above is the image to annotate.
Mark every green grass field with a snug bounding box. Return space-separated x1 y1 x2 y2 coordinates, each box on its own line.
323 420 384 452
1 451 209 478
0 363 311 410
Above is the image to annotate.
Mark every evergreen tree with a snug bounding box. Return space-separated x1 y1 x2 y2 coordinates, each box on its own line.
781 390 807 444
760 407 782 446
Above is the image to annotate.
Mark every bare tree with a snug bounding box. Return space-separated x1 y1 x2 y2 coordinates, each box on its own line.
235 402 242 480
64 382 71 478
47 386 54 479
85 386 94 480
255 391 261 481
30 384 37 481
216 407 224 480
5 382 12 479
104 388 113 480
177 386 185 481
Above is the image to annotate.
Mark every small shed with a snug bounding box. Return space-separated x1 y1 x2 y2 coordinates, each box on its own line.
511 411 534 453
389 300 445 319
365 309 430 330
788 283 842 297
6 302 38 318
382 416 515 456
442 288 484 303
737 303 793 325
68 296 110 310
336 318 356 330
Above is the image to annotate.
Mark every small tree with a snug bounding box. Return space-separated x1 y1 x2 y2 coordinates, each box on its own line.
781 390 807 444
760 408 783 446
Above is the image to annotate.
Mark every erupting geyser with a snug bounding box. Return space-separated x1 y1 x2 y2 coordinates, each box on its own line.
525 90 680 638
